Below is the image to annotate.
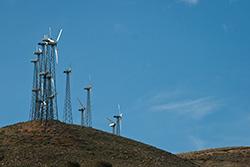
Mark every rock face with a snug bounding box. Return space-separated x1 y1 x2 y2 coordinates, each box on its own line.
177 146 250 167
0 120 197 167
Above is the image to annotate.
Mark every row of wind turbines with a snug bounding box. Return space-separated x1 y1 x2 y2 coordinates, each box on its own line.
30 27 123 135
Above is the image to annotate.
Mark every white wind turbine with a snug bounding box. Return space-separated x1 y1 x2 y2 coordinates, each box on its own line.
106 117 122 135
42 27 63 64
64 60 74 84
77 97 92 126
118 104 122 130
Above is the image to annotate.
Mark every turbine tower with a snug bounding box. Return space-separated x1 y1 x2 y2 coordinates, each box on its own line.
30 48 43 120
30 57 39 120
84 75 93 127
77 97 91 126
30 27 62 131
114 104 122 136
63 61 74 124
106 116 122 135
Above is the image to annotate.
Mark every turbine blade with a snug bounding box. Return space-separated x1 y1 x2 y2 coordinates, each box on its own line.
70 72 75 85
118 104 121 114
41 83 44 96
90 88 94 96
116 117 122 124
89 75 93 96
39 103 44 113
49 27 52 38
106 117 114 123
51 77 55 88
120 119 122 130
116 124 118 135
77 97 84 107
69 59 72 70
89 74 91 87
86 105 92 109
56 29 63 43
55 47 58 64
48 38 54 43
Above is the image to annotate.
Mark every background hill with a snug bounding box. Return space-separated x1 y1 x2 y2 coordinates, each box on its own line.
0 121 197 167
177 146 250 167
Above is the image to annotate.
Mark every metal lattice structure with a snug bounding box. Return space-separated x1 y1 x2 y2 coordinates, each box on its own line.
29 53 40 120
114 115 121 135
106 117 116 134
83 75 93 127
84 88 92 127
29 28 62 131
106 105 122 135
63 65 73 124
77 97 92 126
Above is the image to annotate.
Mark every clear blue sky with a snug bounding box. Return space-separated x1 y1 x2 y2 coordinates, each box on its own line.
0 0 250 153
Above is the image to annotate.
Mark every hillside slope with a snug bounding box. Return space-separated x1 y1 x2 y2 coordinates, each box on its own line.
177 146 250 167
0 120 198 167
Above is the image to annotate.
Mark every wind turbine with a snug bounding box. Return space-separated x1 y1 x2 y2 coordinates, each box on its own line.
30 47 43 121
114 104 123 136
63 60 74 84
106 116 122 135
84 75 93 127
42 28 63 64
84 75 93 95
77 97 92 126
63 61 74 124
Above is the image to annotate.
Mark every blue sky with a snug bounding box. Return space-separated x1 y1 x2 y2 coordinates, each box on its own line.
0 0 250 153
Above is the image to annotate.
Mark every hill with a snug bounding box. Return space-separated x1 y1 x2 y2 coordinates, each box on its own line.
0 120 198 167
177 146 250 167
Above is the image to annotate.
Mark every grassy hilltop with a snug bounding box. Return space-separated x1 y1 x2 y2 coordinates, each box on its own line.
0 120 197 167
1 120 249 167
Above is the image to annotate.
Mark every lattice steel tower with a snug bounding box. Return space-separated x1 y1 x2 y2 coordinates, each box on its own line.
30 48 43 120
29 28 62 131
114 115 121 135
84 75 93 127
114 105 122 136
63 62 73 124
77 97 87 126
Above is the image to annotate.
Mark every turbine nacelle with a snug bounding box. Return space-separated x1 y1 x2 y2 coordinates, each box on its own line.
30 59 38 63
33 51 42 55
78 108 85 112
47 92 58 99
42 28 62 64
63 69 71 73
84 75 93 95
40 71 50 76
84 86 91 90
42 38 52 42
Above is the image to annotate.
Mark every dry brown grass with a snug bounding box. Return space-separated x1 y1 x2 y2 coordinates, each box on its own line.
0 120 198 167
177 146 250 167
